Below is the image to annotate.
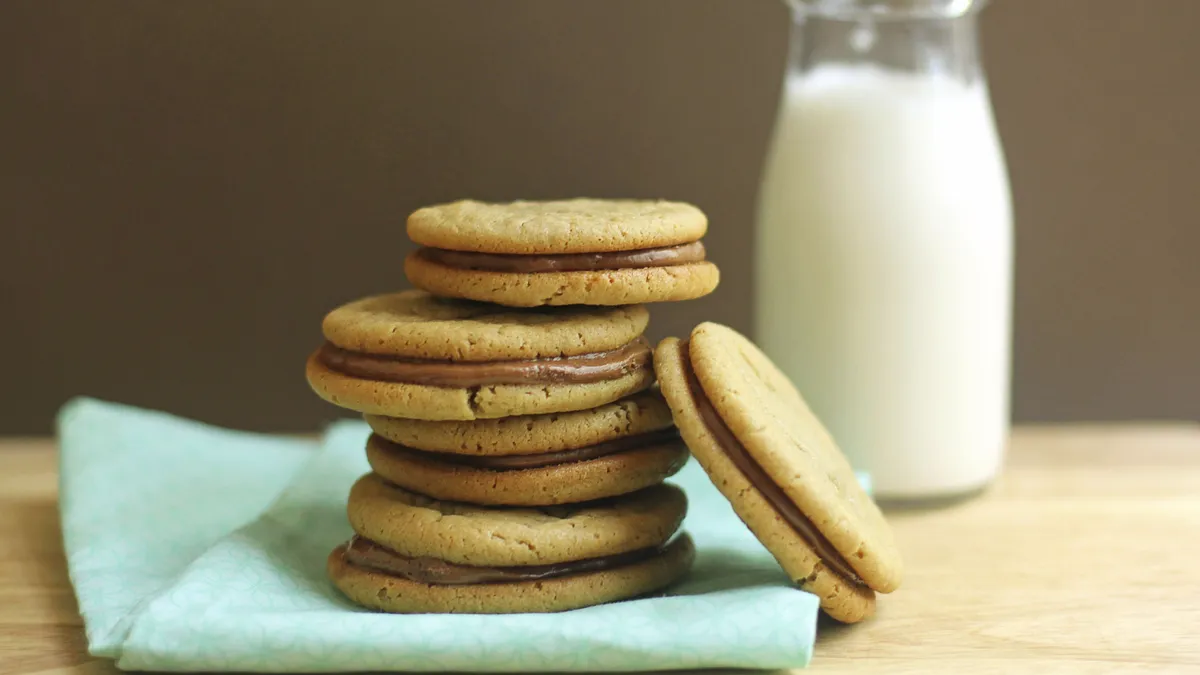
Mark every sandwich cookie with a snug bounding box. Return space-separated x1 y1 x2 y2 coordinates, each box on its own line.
365 390 676 456
405 199 720 306
306 291 655 420
654 323 903 623
364 431 688 506
330 474 694 613
363 390 687 505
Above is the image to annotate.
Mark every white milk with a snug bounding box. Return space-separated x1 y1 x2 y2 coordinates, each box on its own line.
755 64 1012 499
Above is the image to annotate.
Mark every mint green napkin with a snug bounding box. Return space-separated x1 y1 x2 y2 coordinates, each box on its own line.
59 397 835 672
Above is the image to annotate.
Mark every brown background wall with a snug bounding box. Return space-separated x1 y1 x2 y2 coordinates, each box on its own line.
3 0 1198 433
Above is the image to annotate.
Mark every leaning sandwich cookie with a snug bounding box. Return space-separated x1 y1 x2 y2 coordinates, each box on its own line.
654 322 902 622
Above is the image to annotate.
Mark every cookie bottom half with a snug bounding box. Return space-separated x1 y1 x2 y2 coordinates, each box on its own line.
405 253 719 307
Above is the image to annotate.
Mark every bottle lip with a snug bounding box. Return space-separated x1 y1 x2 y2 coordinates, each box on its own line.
789 0 990 20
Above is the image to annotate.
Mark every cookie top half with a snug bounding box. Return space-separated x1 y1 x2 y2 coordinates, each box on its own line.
685 323 902 593
322 290 648 360
407 199 707 254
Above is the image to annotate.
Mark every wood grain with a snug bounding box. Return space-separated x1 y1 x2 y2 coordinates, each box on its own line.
2 426 1199 674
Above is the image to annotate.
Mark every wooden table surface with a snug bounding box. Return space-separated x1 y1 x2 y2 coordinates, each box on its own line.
3 426 1200 675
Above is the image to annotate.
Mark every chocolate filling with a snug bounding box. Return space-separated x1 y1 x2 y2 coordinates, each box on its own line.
417 241 707 273
678 341 866 587
374 428 685 470
342 535 672 585
319 336 651 387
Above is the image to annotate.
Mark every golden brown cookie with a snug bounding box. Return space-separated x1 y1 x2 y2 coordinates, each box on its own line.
328 533 695 614
364 432 688 505
403 199 719 306
345 472 687 566
305 290 655 420
654 323 903 623
321 291 648 360
408 199 707 254
364 390 674 456
405 255 720 307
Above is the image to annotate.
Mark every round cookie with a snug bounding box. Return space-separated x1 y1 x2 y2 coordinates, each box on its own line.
407 199 708 254
306 353 653 420
365 433 689 506
328 534 695 614
405 254 720 307
306 290 656 420
403 199 720 307
347 472 686 566
322 291 648 359
654 324 902 623
364 390 674 456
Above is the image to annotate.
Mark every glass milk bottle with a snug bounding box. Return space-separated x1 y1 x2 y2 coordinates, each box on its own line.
755 0 1012 500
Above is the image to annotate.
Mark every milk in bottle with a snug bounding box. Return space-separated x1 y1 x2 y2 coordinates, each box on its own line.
756 0 1013 500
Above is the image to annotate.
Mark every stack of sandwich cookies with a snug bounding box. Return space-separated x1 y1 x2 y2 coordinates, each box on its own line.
305 267 708 612
306 199 720 613
405 199 720 306
654 323 903 623
309 198 904 622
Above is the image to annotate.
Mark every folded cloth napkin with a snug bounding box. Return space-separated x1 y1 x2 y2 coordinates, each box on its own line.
59 397 866 672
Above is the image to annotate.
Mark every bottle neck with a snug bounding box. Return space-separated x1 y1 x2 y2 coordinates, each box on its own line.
788 4 985 83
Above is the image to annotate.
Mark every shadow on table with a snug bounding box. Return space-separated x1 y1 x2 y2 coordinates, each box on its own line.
877 484 993 513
